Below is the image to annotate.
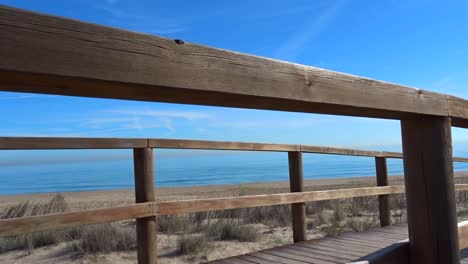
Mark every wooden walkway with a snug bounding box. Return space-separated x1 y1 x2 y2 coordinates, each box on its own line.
209 223 468 264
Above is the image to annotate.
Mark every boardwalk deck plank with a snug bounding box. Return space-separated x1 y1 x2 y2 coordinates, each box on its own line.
283 245 358 260
279 247 354 262
208 223 468 264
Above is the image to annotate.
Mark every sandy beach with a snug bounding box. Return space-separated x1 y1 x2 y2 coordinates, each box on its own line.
2 171 468 211
1 172 468 264
0 174 401 211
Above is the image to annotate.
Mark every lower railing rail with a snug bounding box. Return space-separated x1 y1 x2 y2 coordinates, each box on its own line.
2 184 468 238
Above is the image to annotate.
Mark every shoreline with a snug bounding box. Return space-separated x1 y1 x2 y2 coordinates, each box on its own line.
1 171 468 211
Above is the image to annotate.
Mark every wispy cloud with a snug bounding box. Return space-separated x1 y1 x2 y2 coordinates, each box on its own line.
96 5 125 17
213 111 390 130
429 70 468 97
82 109 212 136
274 0 347 60
110 110 211 121
85 116 173 133
214 116 323 130
94 3 185 35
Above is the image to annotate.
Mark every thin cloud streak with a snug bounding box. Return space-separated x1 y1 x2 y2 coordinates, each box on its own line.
214 114 393 130
94 3 185 35
110 110 211 121
82 109 211 135
274 0 347 61
430 70 468 98
85 117 173 133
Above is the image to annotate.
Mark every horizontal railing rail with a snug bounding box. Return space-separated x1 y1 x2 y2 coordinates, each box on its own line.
1 136 468 261
2 184 468 238
2 5 468 129
1 137 468 162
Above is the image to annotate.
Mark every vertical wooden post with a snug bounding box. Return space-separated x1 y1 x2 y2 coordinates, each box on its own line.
375 157 391 227
288 151 306 243
134 148 157 264
401 117 459 264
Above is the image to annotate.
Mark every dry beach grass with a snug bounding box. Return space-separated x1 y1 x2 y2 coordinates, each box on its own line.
1 172 468 263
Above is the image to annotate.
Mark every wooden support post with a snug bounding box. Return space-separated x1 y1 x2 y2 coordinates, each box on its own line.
134 148 157 264
288 151 307 243
375 157 391 227
401 117 459 264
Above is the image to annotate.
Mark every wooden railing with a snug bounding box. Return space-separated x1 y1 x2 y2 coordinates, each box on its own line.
2 5 468 263
1 137 468 262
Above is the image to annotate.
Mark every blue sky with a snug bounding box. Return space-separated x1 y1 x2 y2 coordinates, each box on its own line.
1 0 468 150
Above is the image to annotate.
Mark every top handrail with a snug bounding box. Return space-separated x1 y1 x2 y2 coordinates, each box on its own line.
1 5 468 128
1 137 468 162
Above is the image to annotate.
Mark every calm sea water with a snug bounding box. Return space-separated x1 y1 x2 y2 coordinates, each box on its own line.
1 148 468 195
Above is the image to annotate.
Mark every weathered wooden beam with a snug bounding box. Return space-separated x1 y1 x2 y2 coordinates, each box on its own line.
288 151 306 243
149 139 300 152
0 203 154 237
375 157 391 227
300 145 385 157
0 137 147 149
133 148 157 264
156 186 404 215
3 184 468 241
1 137 468 163
1 6 467 124
0 186 403 238
454 157 468 163
401 117 459 264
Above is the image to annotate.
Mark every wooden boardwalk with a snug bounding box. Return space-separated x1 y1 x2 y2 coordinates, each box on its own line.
209 223 468 264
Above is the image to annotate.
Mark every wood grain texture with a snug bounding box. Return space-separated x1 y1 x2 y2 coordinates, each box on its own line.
155 186 404 215
300 145 386 157
3 137 468 163
211 222 468 264
0 187 403 238
4 185 468 238
150 139 300 152
1 6 467 123
401 117 460 264
375 157 391 227
449 96 468 128
0 203 154 237
0 137 147 149
210 225 411 264
133 148 157 264
288 151 306 243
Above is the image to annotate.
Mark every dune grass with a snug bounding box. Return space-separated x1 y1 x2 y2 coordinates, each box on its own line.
3 189 468 260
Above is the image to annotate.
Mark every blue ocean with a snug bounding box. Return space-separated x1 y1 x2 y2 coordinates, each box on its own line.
1 146 468 195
